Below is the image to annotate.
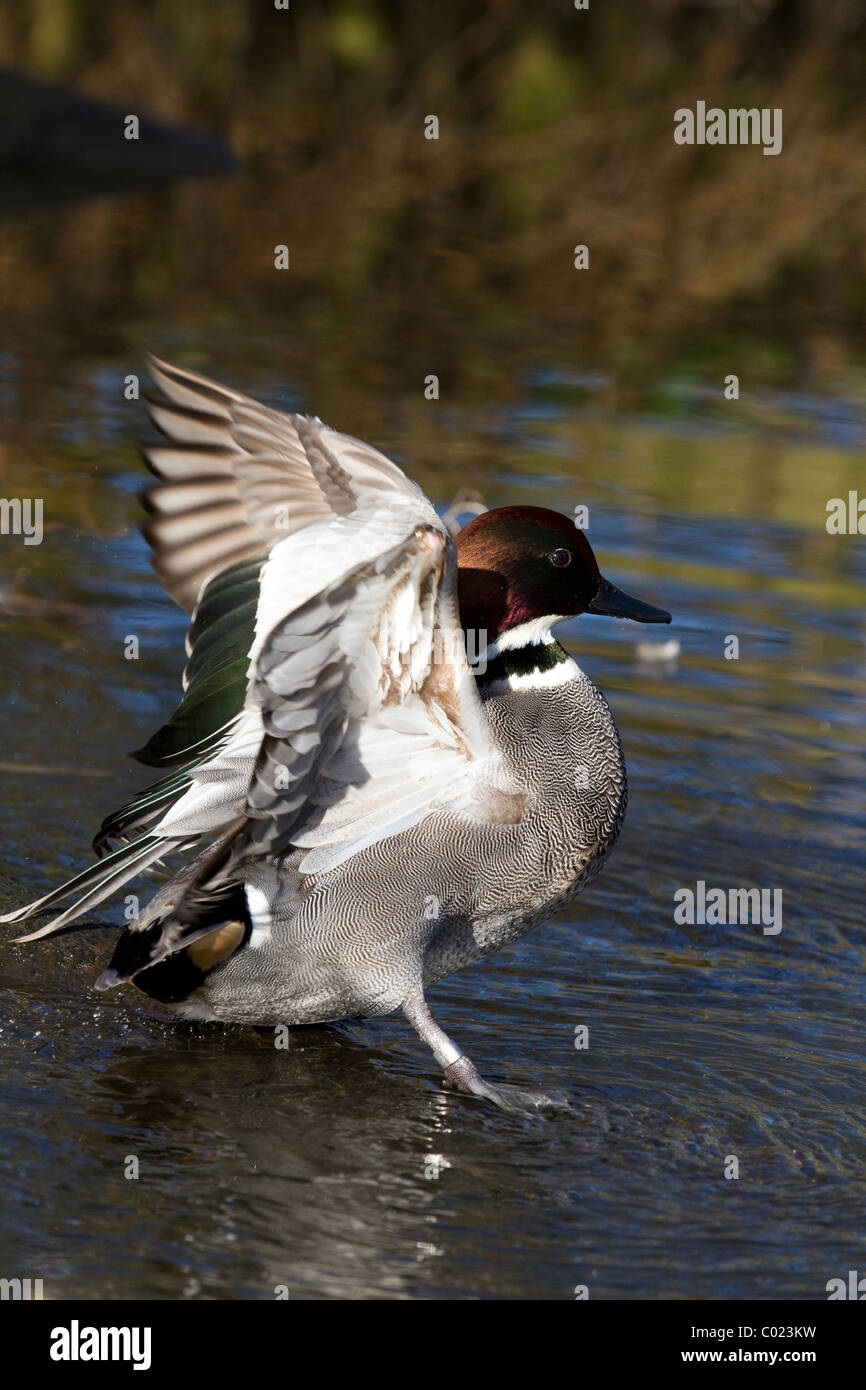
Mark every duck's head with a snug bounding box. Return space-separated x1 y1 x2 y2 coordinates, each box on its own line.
455 505 670 656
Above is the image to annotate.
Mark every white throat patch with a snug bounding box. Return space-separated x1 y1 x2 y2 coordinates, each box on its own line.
483 614 569 663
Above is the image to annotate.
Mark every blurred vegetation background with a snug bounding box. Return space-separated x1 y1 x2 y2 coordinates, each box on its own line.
1 0 865 401
0 0 865 606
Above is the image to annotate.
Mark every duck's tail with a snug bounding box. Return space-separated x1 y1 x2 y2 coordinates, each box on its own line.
0 832 185 941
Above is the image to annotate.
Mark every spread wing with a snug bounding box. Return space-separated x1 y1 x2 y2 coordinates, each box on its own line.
3 357 523 949
128 353 436 775
142 357 526 879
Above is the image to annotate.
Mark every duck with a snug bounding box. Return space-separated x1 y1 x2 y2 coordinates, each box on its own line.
1 357 671 1113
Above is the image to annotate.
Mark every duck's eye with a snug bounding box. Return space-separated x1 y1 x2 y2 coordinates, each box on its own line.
549 548 572 568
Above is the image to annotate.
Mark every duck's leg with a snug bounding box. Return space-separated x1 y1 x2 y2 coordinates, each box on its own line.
402 989 568 1115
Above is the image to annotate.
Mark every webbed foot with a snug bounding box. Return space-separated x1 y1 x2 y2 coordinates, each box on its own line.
402 988 570 1116
443 1055 570 1115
